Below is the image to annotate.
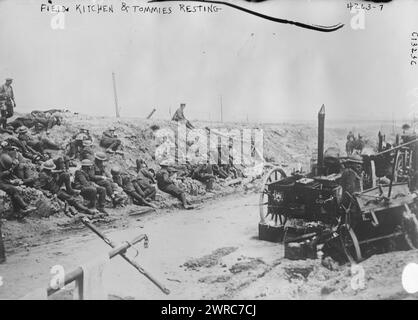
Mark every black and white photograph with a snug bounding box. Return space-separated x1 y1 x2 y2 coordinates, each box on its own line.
1 0 418 305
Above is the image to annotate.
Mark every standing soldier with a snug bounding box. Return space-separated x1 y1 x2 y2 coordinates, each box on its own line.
74 159 108 214
0 96 7 131
172 103 194 129
0 78 16 118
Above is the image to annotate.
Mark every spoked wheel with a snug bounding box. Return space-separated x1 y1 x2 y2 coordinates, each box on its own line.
363 159 376 189
259 167 287 227
394 151 411 183
339 224 363 263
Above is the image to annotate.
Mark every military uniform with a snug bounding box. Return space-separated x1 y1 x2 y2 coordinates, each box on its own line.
192 164 215 190
100 129 121 152
0 156 32 215
172 104 194 129
19 131 60 154
156 168 188 207
112 172 151 206
0 83 15 118
6 136 42 163
67 130 93 159
90 160 114 197
36 165 93 215
74 168 106 210
133 168 157 200
79 145 95 161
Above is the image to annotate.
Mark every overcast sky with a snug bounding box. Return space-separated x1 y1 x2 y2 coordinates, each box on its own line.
0 0 417 122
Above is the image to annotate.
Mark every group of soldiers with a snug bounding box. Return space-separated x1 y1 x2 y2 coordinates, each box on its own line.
0 122 155 220
0 94 243 263
0 119 240 218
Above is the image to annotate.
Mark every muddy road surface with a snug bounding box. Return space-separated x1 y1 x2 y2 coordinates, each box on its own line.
1 192 417 300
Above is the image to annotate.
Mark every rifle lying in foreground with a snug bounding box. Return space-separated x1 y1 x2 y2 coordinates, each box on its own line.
62 203 170 295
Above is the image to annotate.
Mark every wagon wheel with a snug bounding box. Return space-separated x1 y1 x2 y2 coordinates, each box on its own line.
259 167 287 227
363 159 376 189
339 224 362 263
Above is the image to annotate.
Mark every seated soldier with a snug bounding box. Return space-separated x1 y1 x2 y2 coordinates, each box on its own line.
1 143 30 181
341 156 364 195
134 159 157 200
156 162 192 209
67 128 93 159
8 114 37 131
4 136 43 163
110 166 157 209
53 155 71 172
100 127 122 154
17 126 60 154
11 156 37 187
74 159 108 214
79 139 95 161
36 160 97 215
30 110 62 132
192 163 215 190
91 152 122 206
0 154 36 219
212 164 229 179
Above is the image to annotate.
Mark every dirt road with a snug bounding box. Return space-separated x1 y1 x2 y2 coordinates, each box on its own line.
1 192 417 300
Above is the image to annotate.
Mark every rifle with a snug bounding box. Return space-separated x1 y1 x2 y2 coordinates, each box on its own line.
63 203 170 295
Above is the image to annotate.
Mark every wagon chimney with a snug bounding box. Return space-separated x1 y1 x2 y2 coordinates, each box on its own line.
317 104 325 176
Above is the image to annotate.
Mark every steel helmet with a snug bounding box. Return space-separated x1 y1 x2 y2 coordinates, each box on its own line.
110 166 121 175
80 159 93 167
159 159 173 167
95 152 107 161
0 153 13 170
75 132 87 141
17 126 28 134
82 139 93 147
41 160 56 171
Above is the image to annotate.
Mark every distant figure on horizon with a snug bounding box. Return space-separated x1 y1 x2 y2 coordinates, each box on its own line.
172 103 194 129
0 78 16 130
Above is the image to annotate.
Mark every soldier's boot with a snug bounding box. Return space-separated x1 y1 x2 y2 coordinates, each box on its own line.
180 193 194 210
12 194 36 220
82 187 97 209
74 201 97 215
129 191 157 209
60 173 80 196
96 186 108 215
144 187 157 200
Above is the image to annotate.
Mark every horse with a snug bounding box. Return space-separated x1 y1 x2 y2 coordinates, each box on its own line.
346 138 365 155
